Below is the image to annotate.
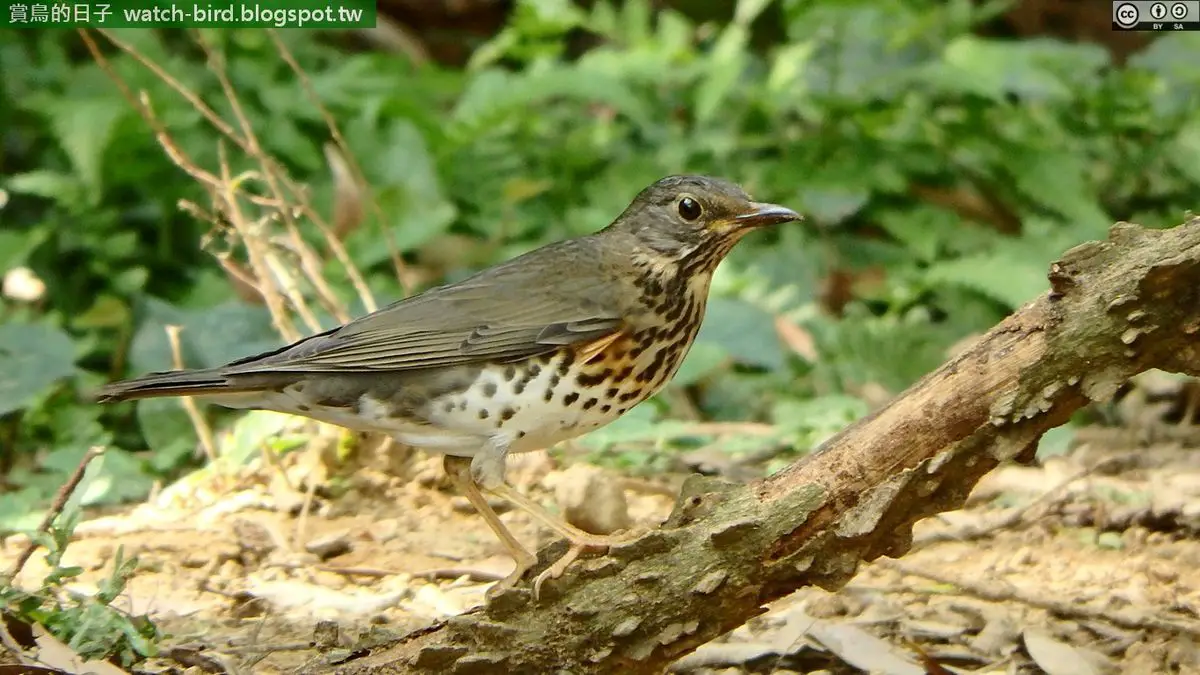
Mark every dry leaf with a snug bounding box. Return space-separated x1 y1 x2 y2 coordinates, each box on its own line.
30 625 129 675
1023 628 1108 675
774 316 818 361
807 619 925 675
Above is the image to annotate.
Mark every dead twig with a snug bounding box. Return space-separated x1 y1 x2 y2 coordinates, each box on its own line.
261 560 506 583
95 29 251 154
412 568 507 583
678 422 779 436
3 447 103 583
223 641 317 655
268 29 409 296
165 325 219 464
912 456 1125 549
880 559 1200 638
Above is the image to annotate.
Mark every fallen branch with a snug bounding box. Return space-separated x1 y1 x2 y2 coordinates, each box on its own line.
910 455 1124 549
878 559 1200 638
311 219 1200 674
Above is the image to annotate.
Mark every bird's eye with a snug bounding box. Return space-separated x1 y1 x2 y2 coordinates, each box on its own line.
677 196 702 221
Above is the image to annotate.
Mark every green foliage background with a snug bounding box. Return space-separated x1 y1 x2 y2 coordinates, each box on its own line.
3 0 1200 529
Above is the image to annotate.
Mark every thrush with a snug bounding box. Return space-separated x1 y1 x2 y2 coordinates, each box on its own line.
97 175 802 595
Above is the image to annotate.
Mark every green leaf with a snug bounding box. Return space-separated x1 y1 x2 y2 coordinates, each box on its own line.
0 487 47 533
694 25 749 125
6 170 84 206
924 252 1048 309
0 226 50 271
806 309 957 394
128 298 278 375
576 404 660 450
786 5 930 100
734 0 773 25
219 410 296 467
373 120 457 254
1035 424 1075 460
61 447 153 506
877 206 967 262
1167 121 1200 185
0 322 77 416
73 294 132 330
44 97 127 201
696 298 786 370
771 394 869 444
673 342 729 387
452 65 653 135
1011 149 1107 227
136 398 196 455
1126 33 1200 115
127 298 195 374
926 37 1106 101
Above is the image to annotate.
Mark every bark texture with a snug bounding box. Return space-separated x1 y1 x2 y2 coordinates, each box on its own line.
317 219 1200 674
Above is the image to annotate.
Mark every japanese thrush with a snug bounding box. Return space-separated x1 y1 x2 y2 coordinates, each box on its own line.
98 175 803 594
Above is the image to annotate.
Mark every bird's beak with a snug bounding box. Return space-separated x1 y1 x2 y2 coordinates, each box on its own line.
733 202 804 228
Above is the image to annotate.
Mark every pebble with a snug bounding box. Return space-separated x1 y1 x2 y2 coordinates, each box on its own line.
550 464 631 535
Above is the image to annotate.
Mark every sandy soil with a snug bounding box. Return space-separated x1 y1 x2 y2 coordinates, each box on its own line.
5 429 1200 674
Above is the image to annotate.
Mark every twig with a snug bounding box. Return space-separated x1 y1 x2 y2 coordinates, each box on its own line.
412 567 507 583
190 32 311 338
275 218 351 324
293 470 320 548
264 561 506 583
912 456 1124 550
94 29 252 154
165 325 219 464
356 15 431 66
195 31 376 319
88 26 376 340
3 447 103 582
78 30 222 193
679 422 779 436
880 559 1200 638
269 30 409 296
222 641 316 655
216 142 300 342
274 179 381 314
262 247 324 333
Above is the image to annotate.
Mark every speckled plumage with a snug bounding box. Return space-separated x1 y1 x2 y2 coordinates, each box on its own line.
98 174 802 594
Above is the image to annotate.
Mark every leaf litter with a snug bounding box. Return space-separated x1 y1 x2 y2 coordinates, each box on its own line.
4 432 1200 673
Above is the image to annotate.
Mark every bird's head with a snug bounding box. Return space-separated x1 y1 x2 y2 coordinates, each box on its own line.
608 175 803 261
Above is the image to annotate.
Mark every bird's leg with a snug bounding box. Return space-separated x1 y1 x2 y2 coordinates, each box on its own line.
442 454 536 598
469 438 631 549
484 482 640 597
470 437 638 596
484 483 630 548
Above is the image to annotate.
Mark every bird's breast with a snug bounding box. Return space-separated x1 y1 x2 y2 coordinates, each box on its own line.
420 289 708 453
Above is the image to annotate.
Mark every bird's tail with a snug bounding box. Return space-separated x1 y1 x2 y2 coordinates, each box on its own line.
96 368 251 403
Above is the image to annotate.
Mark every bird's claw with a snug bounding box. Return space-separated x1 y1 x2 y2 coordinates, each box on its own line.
532 542 593 601
485 550 538 600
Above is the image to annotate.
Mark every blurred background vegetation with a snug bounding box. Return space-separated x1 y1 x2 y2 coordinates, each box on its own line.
3 0 1200 532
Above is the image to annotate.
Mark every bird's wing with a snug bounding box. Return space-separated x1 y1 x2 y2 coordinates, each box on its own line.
224 256 625 374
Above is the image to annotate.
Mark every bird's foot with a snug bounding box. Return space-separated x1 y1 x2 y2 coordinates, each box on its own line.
533 542 586 601
530 527 648 600
485 547 538 600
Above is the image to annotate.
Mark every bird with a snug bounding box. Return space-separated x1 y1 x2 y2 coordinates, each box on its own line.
97 175 803 595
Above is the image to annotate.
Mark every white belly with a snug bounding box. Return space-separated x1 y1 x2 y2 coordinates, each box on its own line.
208 341 678 458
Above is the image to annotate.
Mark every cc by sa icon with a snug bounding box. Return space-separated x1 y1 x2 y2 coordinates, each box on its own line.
1113 1 1193 30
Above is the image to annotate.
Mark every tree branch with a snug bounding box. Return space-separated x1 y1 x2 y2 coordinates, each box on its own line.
318 219 1200 674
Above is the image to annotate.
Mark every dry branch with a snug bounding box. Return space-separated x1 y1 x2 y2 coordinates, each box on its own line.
2 448 103 584
314 218 1200 675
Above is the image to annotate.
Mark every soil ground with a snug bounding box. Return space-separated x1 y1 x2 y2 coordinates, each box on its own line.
5 426 1200 674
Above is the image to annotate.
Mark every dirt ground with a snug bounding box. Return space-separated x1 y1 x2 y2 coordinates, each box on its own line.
6 426 1200 674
